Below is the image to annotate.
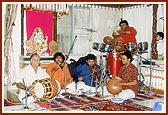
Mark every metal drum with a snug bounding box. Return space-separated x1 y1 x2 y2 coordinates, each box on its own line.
138 42 148 51
92 42 101 52
124 42 137 53
100 43 112 52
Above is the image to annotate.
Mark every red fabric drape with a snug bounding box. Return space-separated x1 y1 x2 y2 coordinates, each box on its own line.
26 9 53 54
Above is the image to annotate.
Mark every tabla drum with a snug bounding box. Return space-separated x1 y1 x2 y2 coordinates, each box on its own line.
138 42 148 51
124 42 137 53
31 78 61 102
107 52 122 76
100 43 112 52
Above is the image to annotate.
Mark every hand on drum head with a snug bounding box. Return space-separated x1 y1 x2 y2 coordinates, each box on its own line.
106 78 110 83
113 81 121 86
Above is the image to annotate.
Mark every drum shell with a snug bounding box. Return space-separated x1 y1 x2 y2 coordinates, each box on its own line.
92 42 101 52
106 77 122 95
100 43 112 52
138 42 148 51
124 42 137 53
93 42 112 52
31 78 61 102
107 52 122 76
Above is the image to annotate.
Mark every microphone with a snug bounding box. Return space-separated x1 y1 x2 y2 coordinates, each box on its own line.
75 35 77 38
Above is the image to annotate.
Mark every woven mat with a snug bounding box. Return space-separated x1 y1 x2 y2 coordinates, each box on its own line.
4 91 164 111
81 101 152 111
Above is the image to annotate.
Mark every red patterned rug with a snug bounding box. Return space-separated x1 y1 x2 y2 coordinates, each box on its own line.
81 101 152 111
4 91 163 111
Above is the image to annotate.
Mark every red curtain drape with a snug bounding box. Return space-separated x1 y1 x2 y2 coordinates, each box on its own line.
26 9 53 55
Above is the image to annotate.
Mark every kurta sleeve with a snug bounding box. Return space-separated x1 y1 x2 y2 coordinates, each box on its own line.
72 64 82 78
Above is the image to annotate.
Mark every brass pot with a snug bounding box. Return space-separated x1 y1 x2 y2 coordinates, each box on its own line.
106 77 122 95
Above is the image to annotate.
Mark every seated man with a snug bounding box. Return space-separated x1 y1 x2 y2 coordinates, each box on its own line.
67 54 101 93
46 52 73 89
156 32 164 60
104 51 138 100
16 53 50 103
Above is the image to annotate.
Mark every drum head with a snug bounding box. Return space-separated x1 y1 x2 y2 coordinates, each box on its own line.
31 78 61 102
34 82 44 98
103 36 113 45
124 42 137 52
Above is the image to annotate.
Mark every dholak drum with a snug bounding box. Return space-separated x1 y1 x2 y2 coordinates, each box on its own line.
107 52 122 76
138 42 148 51
31 78 61 102
124 42 137 53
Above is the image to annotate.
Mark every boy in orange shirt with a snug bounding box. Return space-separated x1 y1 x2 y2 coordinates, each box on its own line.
46 52 73 89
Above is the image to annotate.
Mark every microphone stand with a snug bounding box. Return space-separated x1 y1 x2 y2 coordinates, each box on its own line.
63 35 77 93
99 52 107 98
136 53 149 91
148 44 155 96
22 78 30 110
135 51 155 96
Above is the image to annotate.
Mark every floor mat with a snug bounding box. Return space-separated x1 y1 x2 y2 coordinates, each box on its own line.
81 101 152 111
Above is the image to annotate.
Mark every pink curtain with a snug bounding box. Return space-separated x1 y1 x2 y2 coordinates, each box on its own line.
26 9 53 54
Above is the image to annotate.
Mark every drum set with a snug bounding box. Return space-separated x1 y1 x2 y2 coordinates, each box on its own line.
92 36 147 76
92 36 150 96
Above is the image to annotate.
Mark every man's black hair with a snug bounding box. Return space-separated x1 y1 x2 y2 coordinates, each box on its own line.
53 52 65 62
119 20 129 26
86 54 96 61
157 32 164 40
121 50 134 62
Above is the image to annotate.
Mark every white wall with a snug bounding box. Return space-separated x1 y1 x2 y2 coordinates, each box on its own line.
3 3 165 84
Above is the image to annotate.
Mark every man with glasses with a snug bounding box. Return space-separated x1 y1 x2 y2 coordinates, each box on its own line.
112 50 138 100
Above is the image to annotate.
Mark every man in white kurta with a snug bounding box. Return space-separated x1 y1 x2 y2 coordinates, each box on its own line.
16 64 49 87
16 53 50 104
